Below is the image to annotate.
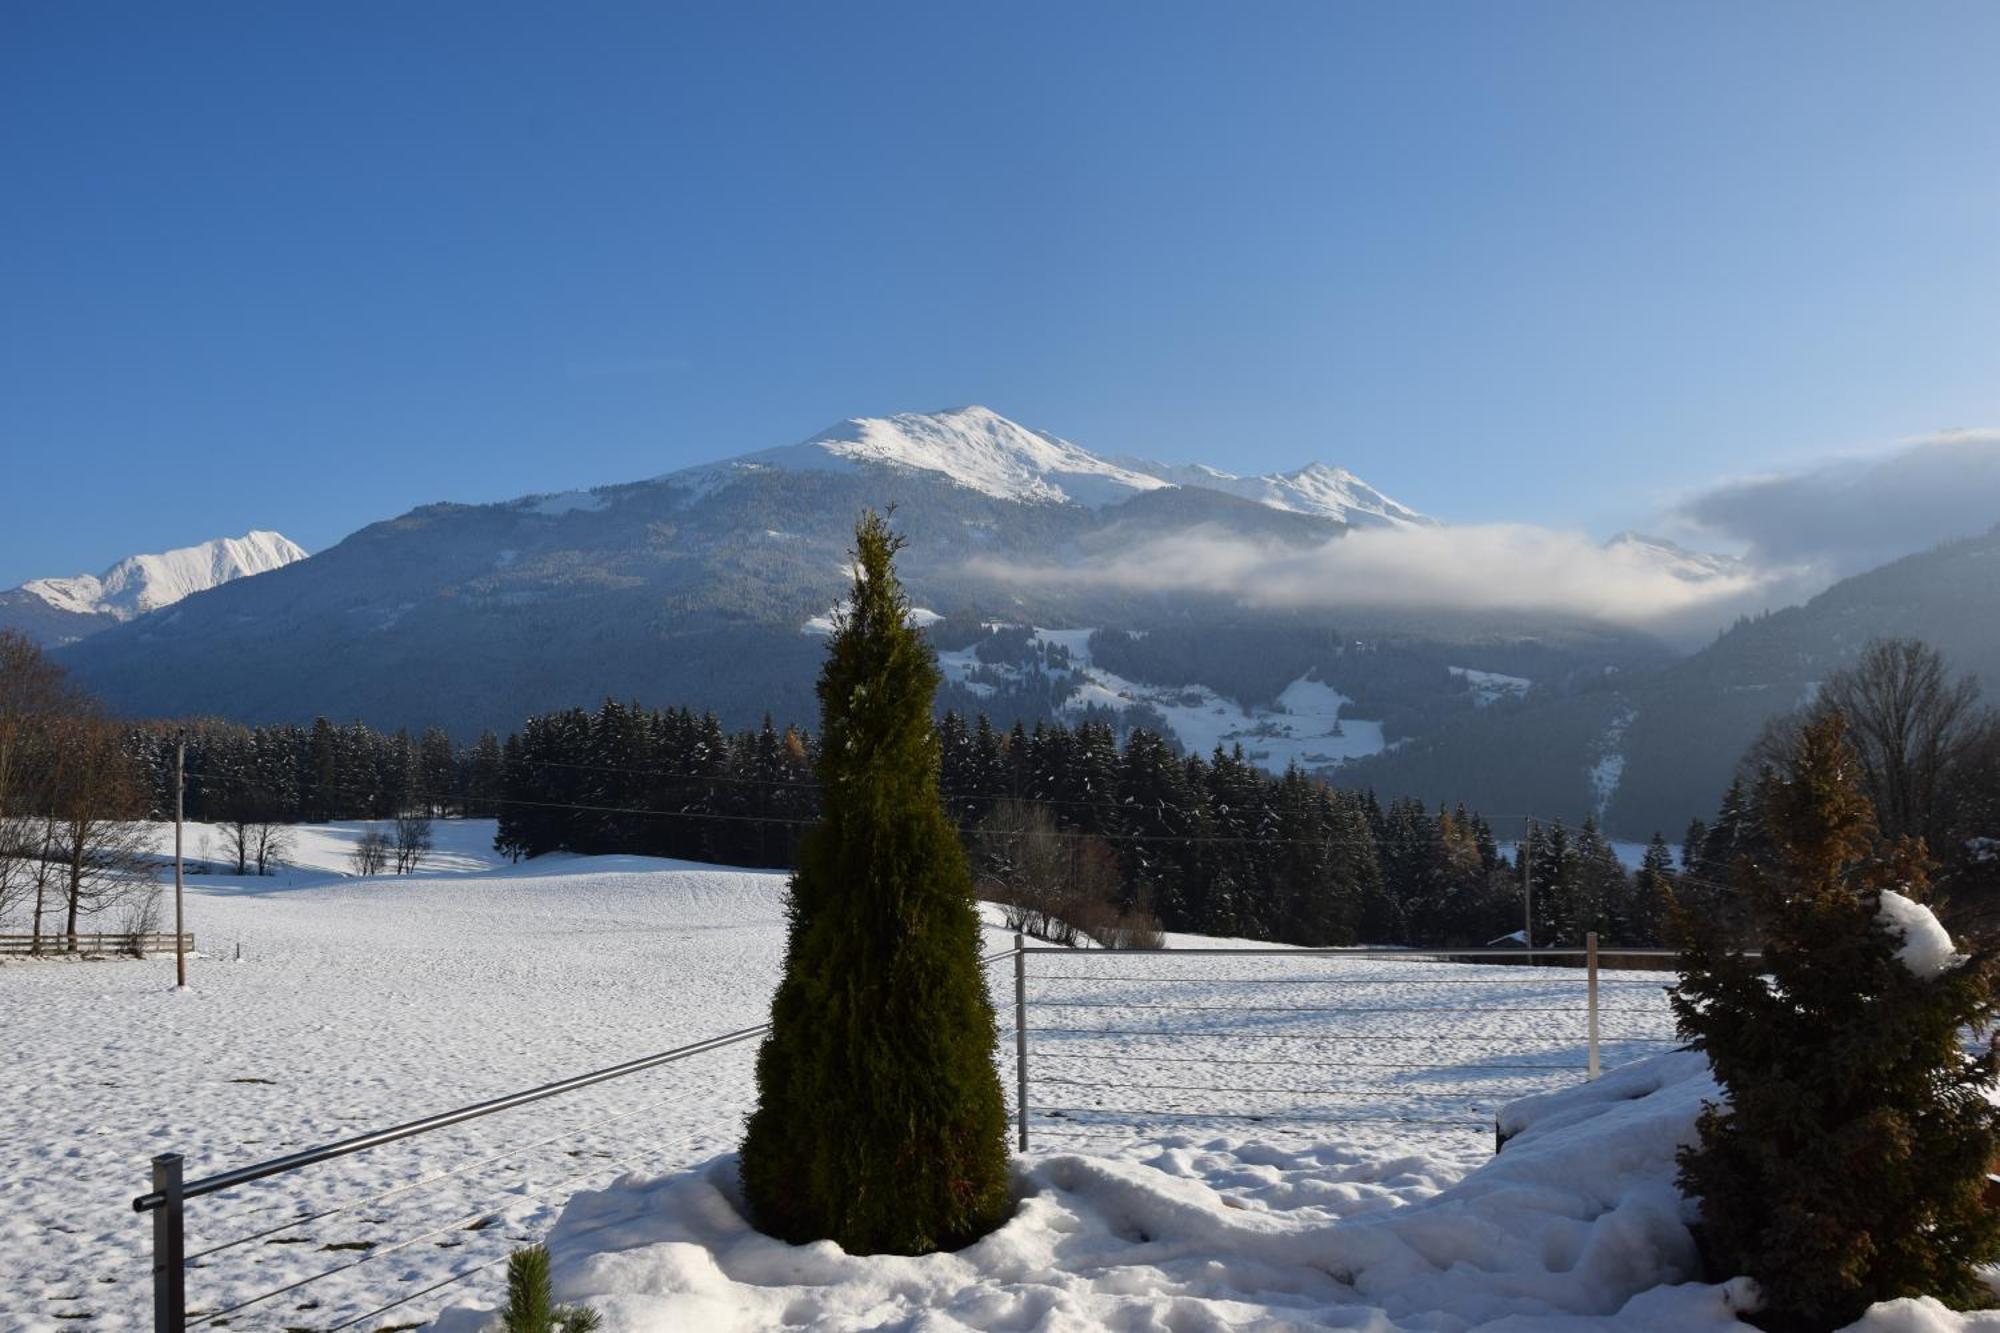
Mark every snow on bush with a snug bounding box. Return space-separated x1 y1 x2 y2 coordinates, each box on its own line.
1877 889 1967 980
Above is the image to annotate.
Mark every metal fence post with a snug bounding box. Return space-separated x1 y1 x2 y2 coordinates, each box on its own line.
151 1153 185 1333
1014 932 1029 1152
1585 931 1601 1081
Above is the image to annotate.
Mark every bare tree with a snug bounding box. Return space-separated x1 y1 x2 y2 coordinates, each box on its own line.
0 631 68 827
0 812 35 930
0 632 71 932
972 802 1149 947
218 818 253 876
393 811 433 874
215 783 293 876
974 798 1076 943
1067 838 1164 949
117 885 164 955
28 812 63 953
46 712 155 950
349 827 391 876
250 821 294 876
1825 638 1988 846
1758 638 1991 848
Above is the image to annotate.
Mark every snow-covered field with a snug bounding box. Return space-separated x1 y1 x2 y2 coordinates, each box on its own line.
130 816 510 883
3 831 795 1332
480 1050 1996 1333
5 825 1986 1332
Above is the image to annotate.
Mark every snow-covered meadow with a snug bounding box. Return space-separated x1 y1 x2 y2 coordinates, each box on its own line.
3 830 794 1331
4 824 1991 1332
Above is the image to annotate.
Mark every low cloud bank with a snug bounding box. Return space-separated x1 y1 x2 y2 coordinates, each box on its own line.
1672 429 2000 578
968 523 1801 643
969 429 2000 644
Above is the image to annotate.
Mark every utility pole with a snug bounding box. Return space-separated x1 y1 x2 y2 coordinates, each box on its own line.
174 733 186 989
1520 821 1533 953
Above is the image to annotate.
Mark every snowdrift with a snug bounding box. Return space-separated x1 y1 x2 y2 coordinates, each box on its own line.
431 1048 2000 1331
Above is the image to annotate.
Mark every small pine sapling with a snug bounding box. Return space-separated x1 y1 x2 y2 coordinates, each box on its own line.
500 1243 600 1333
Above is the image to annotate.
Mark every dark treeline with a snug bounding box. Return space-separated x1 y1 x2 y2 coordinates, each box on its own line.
20 619 1992 956
491 698 1670 949
493 703 819 869
125 718 508 826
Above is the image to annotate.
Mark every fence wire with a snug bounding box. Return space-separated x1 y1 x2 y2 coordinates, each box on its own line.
142 946 1677 1330
146 948 1023 1332
1009 948 1683 1150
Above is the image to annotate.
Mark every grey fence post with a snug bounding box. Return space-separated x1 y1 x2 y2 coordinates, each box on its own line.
151 1153 185 1333
1585 931 1601 1081
1014 932 1029 1152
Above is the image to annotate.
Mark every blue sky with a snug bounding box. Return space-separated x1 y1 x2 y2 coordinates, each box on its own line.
5 2 1999 586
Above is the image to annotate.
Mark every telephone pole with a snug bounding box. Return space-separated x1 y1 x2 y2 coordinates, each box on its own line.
174 733 187 989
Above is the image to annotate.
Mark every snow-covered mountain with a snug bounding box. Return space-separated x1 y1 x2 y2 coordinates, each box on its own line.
669 405 1431 525
1 530 306 644
1602 532 1748 584
51 407 1694 762
1112 459 1436 528
727 407 1172 507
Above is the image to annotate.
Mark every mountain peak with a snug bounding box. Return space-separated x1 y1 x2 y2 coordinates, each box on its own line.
724 406 1175 507
1112 457 1434 529
16 530 308 622
670 406 1431 527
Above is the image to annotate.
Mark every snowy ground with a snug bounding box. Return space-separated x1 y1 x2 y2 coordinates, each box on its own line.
3 832 795 1332
11 830 1986 1332
1447 665 1531 706
2 825 1687 1332
129 817 510 883
472 1052 2000 1332
934 626 1389 773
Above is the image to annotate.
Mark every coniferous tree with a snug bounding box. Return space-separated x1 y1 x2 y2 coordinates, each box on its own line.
1672 712 2000 1328
500 1244 600 1333
467 730 505 818
739 513 1010 1255
1573 817 1630 942
1528 818 1578 946
1632 832 1676 945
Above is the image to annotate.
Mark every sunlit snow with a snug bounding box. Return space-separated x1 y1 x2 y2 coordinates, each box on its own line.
935 626 1389 773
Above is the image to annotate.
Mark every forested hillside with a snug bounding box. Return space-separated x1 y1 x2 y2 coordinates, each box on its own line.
1338 527 2000 838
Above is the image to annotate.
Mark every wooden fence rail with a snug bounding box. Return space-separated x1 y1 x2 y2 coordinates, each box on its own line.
0 932 194 957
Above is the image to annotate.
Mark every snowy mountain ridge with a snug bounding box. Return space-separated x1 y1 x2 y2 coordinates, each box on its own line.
671 405 1433 527
16 530 307 621
1112 456 1437 528
1602 532 1750 584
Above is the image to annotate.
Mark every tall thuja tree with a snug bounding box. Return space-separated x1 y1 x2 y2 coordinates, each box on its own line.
1672 712 2000 1328
740 512 1010 1255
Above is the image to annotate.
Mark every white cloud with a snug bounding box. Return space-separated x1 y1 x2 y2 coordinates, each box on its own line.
1670 428 2000 576
967 522 1801 643
962 427 2000 646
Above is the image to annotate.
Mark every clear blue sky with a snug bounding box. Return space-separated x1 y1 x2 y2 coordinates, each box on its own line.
5 2 1998 585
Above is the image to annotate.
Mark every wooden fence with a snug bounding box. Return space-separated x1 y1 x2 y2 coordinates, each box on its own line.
0 932 194 957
